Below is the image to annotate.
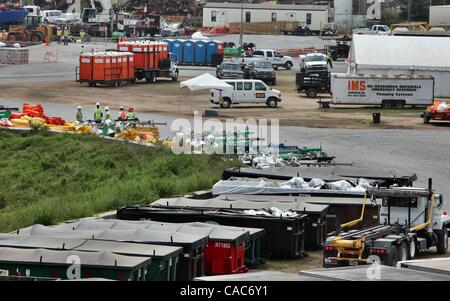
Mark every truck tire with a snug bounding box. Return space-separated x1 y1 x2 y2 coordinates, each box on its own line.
382 100 394 109
307 88 318 98
423 112 431 124
383 245 399 267
145 73 156 84
267 97 278 108
285 61 293 70
220 98 231 109
394 100 405 109
408 238 416 259
398 242 408 262
30 32 43 43
172 71 179 82
436 227 448 255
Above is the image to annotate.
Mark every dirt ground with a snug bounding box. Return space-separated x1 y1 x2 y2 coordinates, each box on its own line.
1 71 447 129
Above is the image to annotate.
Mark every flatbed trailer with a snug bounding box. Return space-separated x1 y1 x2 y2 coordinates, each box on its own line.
295 71 330 98
323 180 450 268
422 100 450 124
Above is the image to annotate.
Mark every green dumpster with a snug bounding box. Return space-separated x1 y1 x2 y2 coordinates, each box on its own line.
0 247 150 281
0 235 182 281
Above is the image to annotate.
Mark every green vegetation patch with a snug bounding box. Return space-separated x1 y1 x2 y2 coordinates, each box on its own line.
0 129 236 232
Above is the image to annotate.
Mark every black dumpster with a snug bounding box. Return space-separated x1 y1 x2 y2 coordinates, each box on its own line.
151 195 328 250
20 224 208 281
117 206 307 259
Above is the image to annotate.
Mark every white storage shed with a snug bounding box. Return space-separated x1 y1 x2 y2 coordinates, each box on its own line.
348 35 450 98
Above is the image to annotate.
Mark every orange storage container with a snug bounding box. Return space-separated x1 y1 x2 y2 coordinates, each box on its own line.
79 55 93 81
160 42 169 60
128 54 135 79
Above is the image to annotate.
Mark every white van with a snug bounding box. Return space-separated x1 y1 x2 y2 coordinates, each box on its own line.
210 79 281 108
42 10 63 24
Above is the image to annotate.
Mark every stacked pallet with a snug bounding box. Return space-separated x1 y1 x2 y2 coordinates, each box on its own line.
0 47 28 65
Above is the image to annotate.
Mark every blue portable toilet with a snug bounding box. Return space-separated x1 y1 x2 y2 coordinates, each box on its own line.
162 39 174 53
182 40 195 65
194 40 207 65
206 40 218 66
171 39 184 64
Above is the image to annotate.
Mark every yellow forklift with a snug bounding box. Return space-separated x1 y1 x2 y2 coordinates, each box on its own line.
7 16 57 43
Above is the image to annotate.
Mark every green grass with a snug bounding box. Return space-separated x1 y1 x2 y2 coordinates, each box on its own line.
0 129 238 232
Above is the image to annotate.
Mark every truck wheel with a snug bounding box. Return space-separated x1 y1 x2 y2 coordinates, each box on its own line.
383 245 399 267
220 98 231 109
394 100 405 109
145 73 156 84
408 239 416 259
398 242 408 262
285 62 293 70
307 88 318 98
382 100 393 109
267 97 278 108
423 112 431 124
172 71 179 82
436 227 448 255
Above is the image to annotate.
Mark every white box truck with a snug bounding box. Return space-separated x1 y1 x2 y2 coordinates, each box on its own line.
331 73 434 108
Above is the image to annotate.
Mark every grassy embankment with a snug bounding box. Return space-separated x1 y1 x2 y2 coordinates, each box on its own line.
0 129 237 232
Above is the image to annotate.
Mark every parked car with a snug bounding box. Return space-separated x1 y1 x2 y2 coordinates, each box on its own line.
55 13 80 25
216 62 244 79
210 79 281 108
232 49 293 70
243 60 276 85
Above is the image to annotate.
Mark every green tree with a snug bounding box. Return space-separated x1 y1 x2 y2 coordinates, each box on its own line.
399 0 429 22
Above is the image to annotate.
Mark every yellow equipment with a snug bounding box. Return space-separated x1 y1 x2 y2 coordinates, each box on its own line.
7 16 57 43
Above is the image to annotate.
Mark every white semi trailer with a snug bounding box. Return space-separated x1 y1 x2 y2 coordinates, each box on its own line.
330 73 434 108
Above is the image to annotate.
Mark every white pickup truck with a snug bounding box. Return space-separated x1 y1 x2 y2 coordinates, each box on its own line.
232 49 294 70
353 24 391 35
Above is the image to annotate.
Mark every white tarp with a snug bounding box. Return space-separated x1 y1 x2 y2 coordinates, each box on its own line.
212 178 367 196
350 35 450 71
180 73 233 91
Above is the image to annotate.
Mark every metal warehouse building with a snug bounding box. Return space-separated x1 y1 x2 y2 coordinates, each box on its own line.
202 3 332 32
348 35 450 98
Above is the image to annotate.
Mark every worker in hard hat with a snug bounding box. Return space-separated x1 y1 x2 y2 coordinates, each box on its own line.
126 107 137 121
326 51 333 69
117 106 127 121
75 106 83 123
79 28 86 43
94 102 103 123
104 106 113 122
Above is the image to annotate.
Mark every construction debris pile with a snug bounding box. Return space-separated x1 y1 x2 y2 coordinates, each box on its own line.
127 0 200 16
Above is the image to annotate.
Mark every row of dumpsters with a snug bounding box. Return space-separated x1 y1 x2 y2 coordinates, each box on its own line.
162 39 224 66
76 41 175 87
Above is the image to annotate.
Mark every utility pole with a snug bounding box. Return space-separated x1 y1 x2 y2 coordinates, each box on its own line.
407 0 412 22
239 0 244 47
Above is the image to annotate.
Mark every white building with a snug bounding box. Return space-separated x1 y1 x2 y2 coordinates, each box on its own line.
429 5 450 25
202 3 332 32
349 35 450 97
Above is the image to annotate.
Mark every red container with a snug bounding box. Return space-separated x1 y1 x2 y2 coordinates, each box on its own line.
127 54 135 79
79 55 93 81
204 240 247 275
160 42 169 60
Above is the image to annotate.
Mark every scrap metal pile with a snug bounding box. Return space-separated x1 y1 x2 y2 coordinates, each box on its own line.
127 0 200 16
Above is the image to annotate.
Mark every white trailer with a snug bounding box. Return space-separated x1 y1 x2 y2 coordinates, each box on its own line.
330 73 434 108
